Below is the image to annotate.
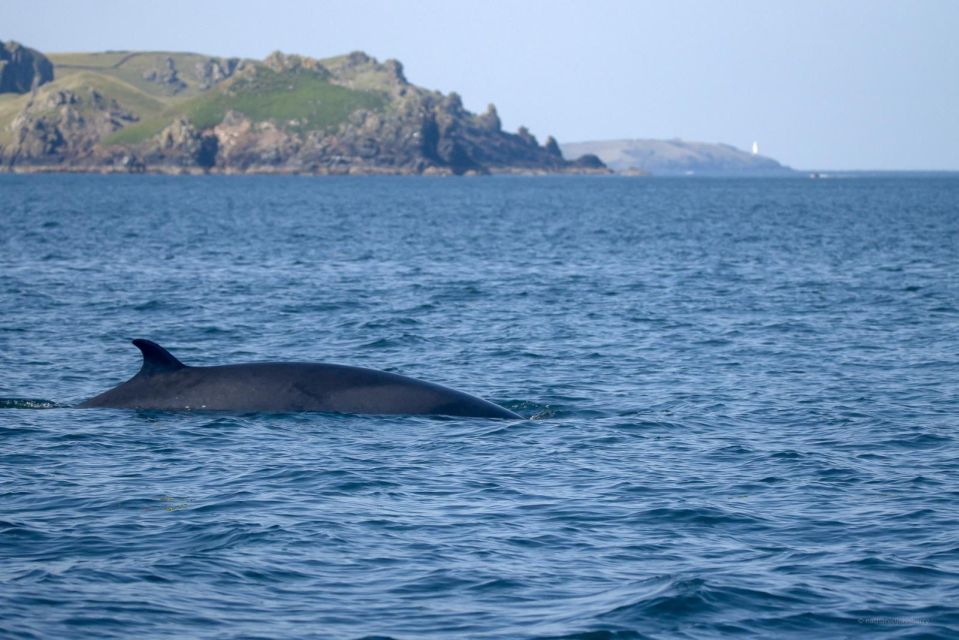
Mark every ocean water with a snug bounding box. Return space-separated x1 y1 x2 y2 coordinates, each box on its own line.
1 174 957 639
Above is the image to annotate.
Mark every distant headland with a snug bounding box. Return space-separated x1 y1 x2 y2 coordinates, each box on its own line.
561 139 794 176
0 41 606 176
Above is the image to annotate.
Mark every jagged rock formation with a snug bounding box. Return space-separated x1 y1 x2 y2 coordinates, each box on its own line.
147 118 218 168
5 88 137 167
193 57 240 89
142 57 186 94
0 44 607 175
0 41 54 94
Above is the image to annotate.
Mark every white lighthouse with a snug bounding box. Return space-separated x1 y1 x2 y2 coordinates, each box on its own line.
751 141 759 155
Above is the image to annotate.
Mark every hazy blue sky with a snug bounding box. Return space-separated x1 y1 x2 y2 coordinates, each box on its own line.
3 0 957 169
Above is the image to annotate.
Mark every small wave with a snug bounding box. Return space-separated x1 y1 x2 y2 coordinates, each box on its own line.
0 398 62 409
131 299 165 311
359 334 429 349
632 506 768 527
882 433 952 449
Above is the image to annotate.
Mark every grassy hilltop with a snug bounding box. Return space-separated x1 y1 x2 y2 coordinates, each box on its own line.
43 51 387 144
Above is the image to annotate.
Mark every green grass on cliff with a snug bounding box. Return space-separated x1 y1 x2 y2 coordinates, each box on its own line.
185 66 385 130
105 66 385 145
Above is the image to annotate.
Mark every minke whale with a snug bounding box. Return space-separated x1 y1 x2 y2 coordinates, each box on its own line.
79 339 522 419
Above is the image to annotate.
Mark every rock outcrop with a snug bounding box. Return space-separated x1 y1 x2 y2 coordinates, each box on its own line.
146 118 219 168
193 57 241 89
5 87 137 168
142 57 186 94
0 41 54 94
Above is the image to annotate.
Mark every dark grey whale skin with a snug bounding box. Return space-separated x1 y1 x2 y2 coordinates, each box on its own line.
79 339 522 419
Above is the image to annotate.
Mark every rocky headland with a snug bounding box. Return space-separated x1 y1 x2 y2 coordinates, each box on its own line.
0 42 606 175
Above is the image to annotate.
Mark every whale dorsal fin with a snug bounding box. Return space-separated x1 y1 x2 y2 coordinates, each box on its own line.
133 339 186 376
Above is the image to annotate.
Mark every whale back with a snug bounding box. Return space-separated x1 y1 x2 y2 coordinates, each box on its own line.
79 339 520 419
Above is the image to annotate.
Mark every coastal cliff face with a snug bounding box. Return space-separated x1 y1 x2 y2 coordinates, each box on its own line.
0 45 605 175
0 41 54 94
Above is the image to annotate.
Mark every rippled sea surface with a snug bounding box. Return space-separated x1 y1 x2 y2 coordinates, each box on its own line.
1 175 958 638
